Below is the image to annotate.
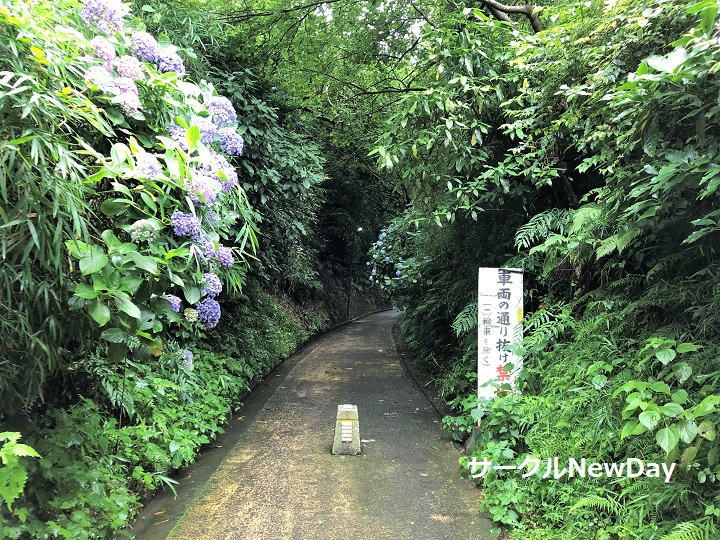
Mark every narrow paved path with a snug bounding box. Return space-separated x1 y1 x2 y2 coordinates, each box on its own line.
131 311 493 539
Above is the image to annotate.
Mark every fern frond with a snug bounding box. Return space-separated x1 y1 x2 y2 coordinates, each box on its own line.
569 494 622 515
452 302 478 337
661 518 718 540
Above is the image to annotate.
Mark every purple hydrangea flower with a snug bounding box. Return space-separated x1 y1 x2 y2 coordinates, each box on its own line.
206 209 218 224
380 249 386 254
371 268 377 275
396 270 402 277
117 91 142 115
202 273 222 298
380 232 387 238
216 245 234 268
157 48 185 75
165 294 182 312
189 173 220 206
90 36 115 69
196 298 221 329
113 55 144 80
376 241 383 246
81 0 129 34
218 128 244 155
180 349 194 368
208 96 237 127
84 65 117 93
131 31 160 63
171 211 201 241
219 166 238 191
191 116 218 145
168 124 189 151
200 237 216 260
115 76 138 95
136 152 162 179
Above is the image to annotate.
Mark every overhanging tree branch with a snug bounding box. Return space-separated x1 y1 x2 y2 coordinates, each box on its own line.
480 0 542 32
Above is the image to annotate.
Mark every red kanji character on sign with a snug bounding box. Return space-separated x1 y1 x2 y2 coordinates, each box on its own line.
496 364 512 381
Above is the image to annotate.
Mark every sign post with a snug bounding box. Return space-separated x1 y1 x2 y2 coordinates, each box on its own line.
478 267 523 400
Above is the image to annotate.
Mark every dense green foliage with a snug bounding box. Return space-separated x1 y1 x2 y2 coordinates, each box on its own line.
365 1 720 538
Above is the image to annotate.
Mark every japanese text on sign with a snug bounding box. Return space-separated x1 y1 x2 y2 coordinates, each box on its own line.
478 267 523 400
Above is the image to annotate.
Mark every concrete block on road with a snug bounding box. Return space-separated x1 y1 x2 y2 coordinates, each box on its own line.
332 404 360 455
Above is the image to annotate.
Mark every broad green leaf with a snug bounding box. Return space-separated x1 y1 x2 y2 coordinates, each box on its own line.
659 403 683 417
698 420 716 441
79 250 108 275
655 349 676 365
638 410 661 430
656 427 680 454
101 328 127 343
127 251 158 274
649 381 670 394
113 293 142 319
74 283 98 299
676 418 698 443
88 299 111 326
184 286 201 305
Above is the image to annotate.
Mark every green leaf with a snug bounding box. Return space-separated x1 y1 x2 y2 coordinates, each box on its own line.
113 293 142 319
656 427 680 454
659 403 683 417
184 286 201 305
88 299 111 326
186 125 200 149
100 198 133 217
655 349 676 365
74 282 98 299
621 420 638 439
672 362 692 384
127 251 158 274
101 328 127 344
638 410 661 430
649 381 670 394
676 418 698 443
698 420 716 441
671 389 688 404
79 249 108 275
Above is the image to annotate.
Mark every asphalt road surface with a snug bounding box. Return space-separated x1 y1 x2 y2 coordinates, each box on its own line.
129 310 493 540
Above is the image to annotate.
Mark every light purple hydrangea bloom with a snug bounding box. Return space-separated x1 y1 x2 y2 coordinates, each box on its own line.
380 232 387 238
84 66 117 93
165 294 182 312
132 32 161 63
202 273 222 298
200 238 216 260
396 270 402 277
115 77 138 95
201 151 238 191
215 245 234 268
171 211 201 241
218 128 244 155
208 96 237 127
180 349 194 368
206 209 219 224
90 36 115 69
191 116 218 145
189 173 220 206
113 55 144 80
81 0 129 34
196 298 221 329
157 48 185 75
136 152 162 179
117 91 142 115
168 124 189 151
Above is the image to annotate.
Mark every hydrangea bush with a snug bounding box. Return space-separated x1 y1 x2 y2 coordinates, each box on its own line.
59 0 259 356
1 0 259 405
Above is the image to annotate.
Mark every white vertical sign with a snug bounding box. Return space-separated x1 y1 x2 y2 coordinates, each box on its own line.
478 267 523 400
